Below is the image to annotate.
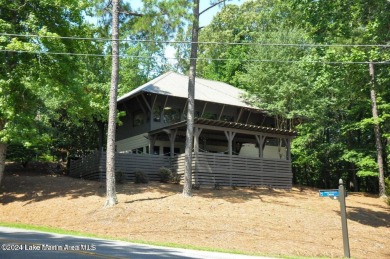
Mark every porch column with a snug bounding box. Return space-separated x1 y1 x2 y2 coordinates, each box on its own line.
224 131 236 156
284 138 291 161
255 135 266 158
168 129 178 158
149 134 157 155
193 127 203 153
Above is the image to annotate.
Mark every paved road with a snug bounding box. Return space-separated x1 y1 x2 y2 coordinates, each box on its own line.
0 227 277 259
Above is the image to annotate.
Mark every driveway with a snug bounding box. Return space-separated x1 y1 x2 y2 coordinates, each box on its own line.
0 226 277 258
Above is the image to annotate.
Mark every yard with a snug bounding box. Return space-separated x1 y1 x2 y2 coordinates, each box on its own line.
0 162 389 258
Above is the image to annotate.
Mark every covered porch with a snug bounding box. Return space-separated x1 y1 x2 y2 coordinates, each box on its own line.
149 118 297 188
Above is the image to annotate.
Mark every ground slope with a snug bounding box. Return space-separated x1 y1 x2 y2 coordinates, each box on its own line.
1 164 389 258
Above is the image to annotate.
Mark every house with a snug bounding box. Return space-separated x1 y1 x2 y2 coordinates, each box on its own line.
70 71 296 188
115 71 296 188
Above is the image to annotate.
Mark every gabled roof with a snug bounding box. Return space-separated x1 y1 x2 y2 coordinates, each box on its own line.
117 71 256 109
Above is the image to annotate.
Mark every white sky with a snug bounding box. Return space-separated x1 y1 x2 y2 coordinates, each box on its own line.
128 0 244 27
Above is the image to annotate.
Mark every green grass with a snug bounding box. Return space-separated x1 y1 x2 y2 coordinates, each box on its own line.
0 222 334 259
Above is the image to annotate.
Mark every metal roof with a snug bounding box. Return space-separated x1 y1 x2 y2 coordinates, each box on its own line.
117 71 255 109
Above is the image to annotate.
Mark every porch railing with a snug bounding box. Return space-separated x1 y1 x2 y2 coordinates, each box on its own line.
171 152 292 189
70 151 292 188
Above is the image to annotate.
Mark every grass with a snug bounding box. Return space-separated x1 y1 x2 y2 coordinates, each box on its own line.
0 222 330 259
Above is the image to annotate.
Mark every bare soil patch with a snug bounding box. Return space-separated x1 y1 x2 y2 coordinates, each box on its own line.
1 163 389 258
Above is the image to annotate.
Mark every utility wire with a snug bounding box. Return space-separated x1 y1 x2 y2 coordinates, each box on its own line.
1 33 390 48
1 49 389 64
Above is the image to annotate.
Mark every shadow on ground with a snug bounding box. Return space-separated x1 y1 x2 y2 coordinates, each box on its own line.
1 162 316 205
347 206 390 228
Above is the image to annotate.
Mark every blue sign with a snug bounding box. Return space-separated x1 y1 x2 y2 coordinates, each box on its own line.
319 189 339 197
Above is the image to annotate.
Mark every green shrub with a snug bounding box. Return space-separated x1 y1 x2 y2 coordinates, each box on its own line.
134 170 149 184
171 171 181 184
159 167 171 183
158 167 181 184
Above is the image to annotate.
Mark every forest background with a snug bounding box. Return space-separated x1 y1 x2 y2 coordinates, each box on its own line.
1 0 389 196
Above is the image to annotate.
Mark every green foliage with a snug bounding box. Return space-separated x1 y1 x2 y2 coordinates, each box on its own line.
159 167 180 184
159 167 171 183
6 144 39 165
342 150 378 177
193 0 390 193
134 170 149 184
0 0 107 161
385 177 390 197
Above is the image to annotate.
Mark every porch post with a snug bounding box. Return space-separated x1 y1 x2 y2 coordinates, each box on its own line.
285 138 291 161
169 129 177 158
149 134 157 155
224 131 236 156
194 127 203 153
255 135 266 158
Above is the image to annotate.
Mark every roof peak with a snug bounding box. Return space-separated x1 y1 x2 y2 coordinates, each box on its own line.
117 71 256 110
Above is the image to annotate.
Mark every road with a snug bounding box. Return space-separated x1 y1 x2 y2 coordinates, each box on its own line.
0 227 277 259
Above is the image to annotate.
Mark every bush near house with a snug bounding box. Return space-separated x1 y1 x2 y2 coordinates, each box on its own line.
159 167 180 184
134 170 149 184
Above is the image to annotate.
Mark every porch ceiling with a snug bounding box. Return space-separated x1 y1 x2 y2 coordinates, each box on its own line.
148 118 297 137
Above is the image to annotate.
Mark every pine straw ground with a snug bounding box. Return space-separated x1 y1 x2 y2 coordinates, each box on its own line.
0 163 389 259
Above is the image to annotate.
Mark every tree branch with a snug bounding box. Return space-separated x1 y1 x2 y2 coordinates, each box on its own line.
118 10 143 17
103 7 143 17
199 0 226 16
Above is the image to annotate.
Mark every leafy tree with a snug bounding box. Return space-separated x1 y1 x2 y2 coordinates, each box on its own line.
196 0 390 194
292 0 390 194
0 0 101 185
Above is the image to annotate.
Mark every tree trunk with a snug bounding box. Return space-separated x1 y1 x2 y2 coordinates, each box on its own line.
104 0 120 207
183 0 200 197
369 63 386 197
0 143 7 187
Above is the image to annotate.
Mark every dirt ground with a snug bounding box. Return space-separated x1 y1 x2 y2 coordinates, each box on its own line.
1 163 389 259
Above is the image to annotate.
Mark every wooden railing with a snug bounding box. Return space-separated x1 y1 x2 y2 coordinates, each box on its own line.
69 152 103 180
70 151 292 188
69 151 170 181
172 152 292 189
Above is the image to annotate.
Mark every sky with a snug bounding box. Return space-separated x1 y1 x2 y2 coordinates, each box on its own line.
128 0 244 27
199 0 244 27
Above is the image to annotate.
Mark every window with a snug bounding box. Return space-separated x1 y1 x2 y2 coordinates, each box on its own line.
133 110 145 127
221 115 234 122
153 146 160 155
201 112 217 120
153 106 162 122
163 107 181 123
163 147 180 156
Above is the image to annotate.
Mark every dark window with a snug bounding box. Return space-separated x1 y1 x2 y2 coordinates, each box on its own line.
153 106 162 122
163 107 181 123
133 110 145 127
202 112 217 120
221 115 234 122
163 147 180 156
